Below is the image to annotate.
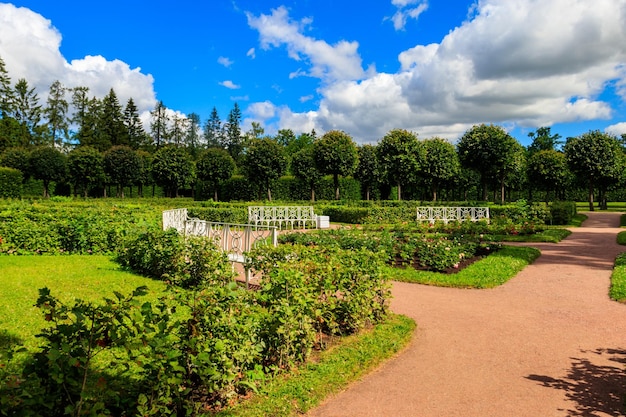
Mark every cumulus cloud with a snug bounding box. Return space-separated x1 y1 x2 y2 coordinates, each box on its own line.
247 0 626 143
0 3 156 114
389 0 429 31
247 48 256 59
246 6 370 83
217 56 233 67
606 122 626 136
220 80 241 89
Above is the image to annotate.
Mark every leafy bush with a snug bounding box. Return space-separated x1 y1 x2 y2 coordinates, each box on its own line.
0 167 21 198
115 227 234 288
549 201 576 225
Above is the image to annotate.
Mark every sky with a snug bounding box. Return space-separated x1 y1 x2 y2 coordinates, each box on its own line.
1 0 626 147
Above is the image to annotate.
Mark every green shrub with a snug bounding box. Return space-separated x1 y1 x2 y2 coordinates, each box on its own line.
0 167 22 198
549 201 577 225
115 227 234 288
317 206 369 224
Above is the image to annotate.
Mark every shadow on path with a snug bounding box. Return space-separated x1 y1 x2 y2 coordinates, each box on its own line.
527 348 626 417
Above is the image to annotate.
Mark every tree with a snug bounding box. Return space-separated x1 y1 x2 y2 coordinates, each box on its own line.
242 137 286 201
0 55 14 117
29 146 67 198
135 150 152 197
353 144 380 200
170 114 188 146
123 98 149 150
185 112 202 158
313 130 358 200
0 147 31 180
196 148 236 201
564 130 624 211
151 145 194 197
104 146 141 198
203 107 223 148
422 137 460 201
13 78 42 146
527 127 562 155
150 101 169 150
44 80 69 148
291 146 322 201
224 103 243 162
376 129 424 201
457 124 523 203
76 97 105 150
526 150 570 202
67 146 105 197
99 89 127 149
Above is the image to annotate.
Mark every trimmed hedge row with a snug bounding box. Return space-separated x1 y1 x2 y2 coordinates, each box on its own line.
0 167 22 198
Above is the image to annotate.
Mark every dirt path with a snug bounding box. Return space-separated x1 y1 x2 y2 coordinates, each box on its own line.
309 211 626 417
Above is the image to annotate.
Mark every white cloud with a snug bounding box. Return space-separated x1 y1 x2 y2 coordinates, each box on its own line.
0 3 156 114
247 48 256 59
246 6 369 83
220 80 241 89
606 122 626 136
389 0 429 31
248 0 626 143
217 56 233 67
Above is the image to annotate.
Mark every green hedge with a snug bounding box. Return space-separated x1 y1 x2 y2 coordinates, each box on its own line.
0 167 22 198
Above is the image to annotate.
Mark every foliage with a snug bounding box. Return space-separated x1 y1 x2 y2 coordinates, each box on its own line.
421 137 460 201
0 147 30 179
29 146 67 198
388 245 541 288
548 201 577 225
196 147 236 201
0 167 21 198
353 144 380 200
115 227 234 289
291 147 322 201
312 130 358 200
564 130 625 211
241 138 287 201
526 150 570 199
104 146 141 197
151 145 195 197
610 252 626 302
68 146 105 197
376 129 424 200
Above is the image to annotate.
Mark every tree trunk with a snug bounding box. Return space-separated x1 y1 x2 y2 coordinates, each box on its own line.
500 176 505 205
268 186 272 201
214 189 219 202
588 181 594 211
397 183 402 201
432 185 438 202
310 186 315 202
334 174 340 200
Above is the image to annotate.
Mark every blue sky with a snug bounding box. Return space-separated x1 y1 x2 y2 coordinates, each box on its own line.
1 0 626 147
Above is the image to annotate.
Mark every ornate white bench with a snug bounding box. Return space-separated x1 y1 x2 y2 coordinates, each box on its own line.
248 206 325 229
416 206 490 224
163 208 277 287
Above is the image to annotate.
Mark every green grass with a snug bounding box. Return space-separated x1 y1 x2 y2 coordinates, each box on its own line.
217 314 415 417
497 228 571 243
570 213 588 227
610 253 626 302
0 255 167 350
385 245 541 288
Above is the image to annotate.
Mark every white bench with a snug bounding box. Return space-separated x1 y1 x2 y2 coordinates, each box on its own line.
416 207 489 224
248 206 326 229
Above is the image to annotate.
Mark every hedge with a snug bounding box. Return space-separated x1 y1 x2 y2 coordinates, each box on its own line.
0 167 22 198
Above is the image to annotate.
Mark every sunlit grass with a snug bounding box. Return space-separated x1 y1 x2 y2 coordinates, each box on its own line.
0 255 167 349
385 246 541 288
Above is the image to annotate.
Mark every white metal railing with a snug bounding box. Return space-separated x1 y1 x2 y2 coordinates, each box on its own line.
416 207 490 224
248 206 318 229
163 208 277 287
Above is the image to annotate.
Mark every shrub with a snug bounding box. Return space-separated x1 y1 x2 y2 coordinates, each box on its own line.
549 201 576 225
0 167 22 198
115 227 234 288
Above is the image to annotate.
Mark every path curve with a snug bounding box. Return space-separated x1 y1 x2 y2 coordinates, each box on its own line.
309 211 626 417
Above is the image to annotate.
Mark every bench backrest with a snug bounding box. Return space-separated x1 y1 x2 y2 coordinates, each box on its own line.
416 207 489 224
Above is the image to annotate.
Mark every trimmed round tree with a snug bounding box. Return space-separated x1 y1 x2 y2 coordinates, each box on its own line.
313 130 358 200
104 146 140 198
354 144 380 201
241 137 286 201
526 150 570 202
68 146 105 197
151 145 195 198
376 129 424 201
29 146 67 198
564 130 624 211
196 147 236 201
422 137 460 202
291 146 323 201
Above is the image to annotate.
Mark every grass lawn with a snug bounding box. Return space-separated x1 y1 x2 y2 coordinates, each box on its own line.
385 245 541 288
0 255 167 349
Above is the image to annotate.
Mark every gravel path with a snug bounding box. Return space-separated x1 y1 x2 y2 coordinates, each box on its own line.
309 211 626 417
